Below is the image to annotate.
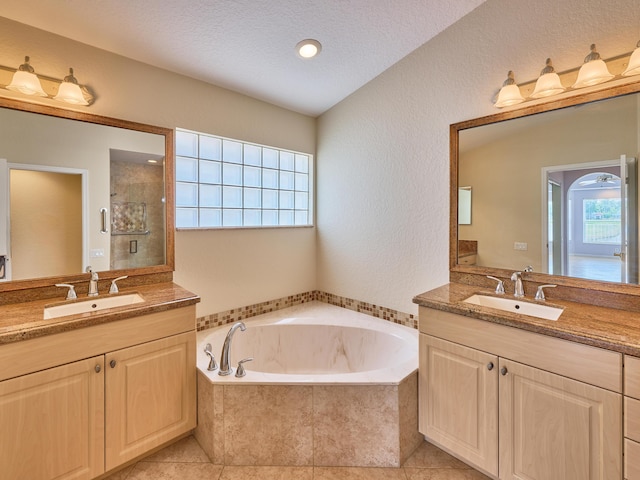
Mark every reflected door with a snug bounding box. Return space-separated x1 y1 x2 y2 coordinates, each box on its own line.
8 167 84 280
548 181 562 275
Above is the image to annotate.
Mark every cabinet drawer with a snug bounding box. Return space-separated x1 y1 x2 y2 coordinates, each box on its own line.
627 355 640 399
627 397 640 442
458 254 476 265
420 307 622 392
626 438 640 479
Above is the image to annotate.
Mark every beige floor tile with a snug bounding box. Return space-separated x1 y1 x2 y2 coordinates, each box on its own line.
126 462 223 479
313 466 408 479
142 435 211 463
402 442 470 469
219 465 314 479
102 464 135 480
404 468 491 480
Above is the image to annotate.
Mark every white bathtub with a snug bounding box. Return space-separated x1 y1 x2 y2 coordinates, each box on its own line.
196 301 418 385
194 301 423 467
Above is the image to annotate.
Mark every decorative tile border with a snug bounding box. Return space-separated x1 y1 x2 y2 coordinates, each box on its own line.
196 290 417 331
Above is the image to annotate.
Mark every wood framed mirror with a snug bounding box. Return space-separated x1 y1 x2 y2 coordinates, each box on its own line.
0 96 174 294
451 79 640 298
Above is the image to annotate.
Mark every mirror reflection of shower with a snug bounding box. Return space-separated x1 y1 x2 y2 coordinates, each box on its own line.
109 149 165 270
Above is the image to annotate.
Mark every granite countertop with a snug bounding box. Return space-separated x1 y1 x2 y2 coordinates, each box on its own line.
0 282 200 345
413 282 640 357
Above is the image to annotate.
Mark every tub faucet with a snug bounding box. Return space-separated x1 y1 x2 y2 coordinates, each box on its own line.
511 271 524 298
218 321 246 376
86 266 99 297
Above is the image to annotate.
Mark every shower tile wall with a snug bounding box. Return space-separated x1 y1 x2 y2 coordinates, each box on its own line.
110 160 165 270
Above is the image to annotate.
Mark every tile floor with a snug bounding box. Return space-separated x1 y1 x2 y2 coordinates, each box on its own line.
104 435 491 480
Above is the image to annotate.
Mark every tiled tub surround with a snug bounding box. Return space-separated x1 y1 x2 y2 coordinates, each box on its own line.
196 290 417 331
195 302 422 467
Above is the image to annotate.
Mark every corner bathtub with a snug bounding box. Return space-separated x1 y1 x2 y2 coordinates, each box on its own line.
194 301 422 467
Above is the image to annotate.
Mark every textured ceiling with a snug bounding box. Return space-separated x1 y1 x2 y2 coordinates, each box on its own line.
0 0 486 116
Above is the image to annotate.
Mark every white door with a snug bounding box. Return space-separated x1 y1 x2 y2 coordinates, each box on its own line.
618 155 639 283
0 159 9 280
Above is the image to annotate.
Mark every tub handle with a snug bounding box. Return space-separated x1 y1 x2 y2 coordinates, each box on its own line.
204 343 218 371
235 357 254 378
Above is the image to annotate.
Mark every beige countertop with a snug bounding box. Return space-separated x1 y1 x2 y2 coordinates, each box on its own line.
413 282 640 357
0 282 200 345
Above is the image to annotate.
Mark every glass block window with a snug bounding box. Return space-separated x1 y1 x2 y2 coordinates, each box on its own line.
175 129 313 228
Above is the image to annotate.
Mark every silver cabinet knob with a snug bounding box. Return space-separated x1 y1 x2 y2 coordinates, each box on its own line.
110 359 117 368
500 366 508 376
487 362 494 371
95 364 101 373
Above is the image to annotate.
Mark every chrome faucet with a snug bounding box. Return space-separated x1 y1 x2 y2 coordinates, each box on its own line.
218 321 246 376
86 266 99 297
511 271 524 298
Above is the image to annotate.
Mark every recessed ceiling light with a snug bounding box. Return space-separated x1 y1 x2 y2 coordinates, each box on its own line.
296 39 322 59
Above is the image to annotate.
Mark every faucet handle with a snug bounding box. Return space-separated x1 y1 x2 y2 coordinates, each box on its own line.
55 283 77 300
235 357 254 378
535 284 557 301
109 276 128 294
204 343 218 371
486 276 505 294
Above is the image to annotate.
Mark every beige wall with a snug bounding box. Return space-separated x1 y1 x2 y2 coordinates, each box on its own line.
317 0 640 314
0 17 316 316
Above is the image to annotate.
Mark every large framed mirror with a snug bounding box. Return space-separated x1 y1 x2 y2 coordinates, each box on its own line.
451 80 640 293
0 96 174 293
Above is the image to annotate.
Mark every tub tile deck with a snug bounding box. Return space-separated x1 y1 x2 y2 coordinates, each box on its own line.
104 435 491 480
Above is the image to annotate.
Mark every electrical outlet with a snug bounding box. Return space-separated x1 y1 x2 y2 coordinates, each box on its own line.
514 242 528 251
90 248 105 258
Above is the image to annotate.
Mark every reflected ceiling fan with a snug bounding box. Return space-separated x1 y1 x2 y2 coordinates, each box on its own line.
578 174 617 186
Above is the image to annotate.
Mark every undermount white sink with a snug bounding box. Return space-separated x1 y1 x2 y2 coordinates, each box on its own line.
44 293 145 319
463 294 563 321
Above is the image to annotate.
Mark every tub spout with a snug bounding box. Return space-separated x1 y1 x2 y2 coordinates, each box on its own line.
218 321 246 376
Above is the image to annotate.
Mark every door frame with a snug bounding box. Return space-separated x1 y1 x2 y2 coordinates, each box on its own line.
541 159 621 276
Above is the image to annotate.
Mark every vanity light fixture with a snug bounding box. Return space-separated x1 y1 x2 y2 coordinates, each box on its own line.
53 68 89 105
1 56 94 105
622 40 640 76
296 39 322 59
572 44 614 89
494 71 525 108
6 56 47 97
531 58 565 98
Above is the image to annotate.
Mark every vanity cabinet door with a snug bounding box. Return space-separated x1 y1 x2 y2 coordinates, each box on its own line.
420 334 499 476
105 331 196 470
0 356 105 480
499 359 622 480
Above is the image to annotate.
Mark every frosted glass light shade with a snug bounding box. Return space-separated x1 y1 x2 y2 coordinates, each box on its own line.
53 81 88 105
494 71 524 108
622 41 640 76
7 70 47 96
572 45 613 88
495 84 525 107
53 68 89 105
531 58 565 98
7 56 46 97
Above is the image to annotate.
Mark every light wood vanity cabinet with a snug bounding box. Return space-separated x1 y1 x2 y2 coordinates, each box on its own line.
0 305 197 480
419 306 623 480
624 355 640 479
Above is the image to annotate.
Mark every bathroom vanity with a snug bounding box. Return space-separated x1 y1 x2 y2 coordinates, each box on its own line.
0 282 199 480
413 282 640 479
423 73 640 478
